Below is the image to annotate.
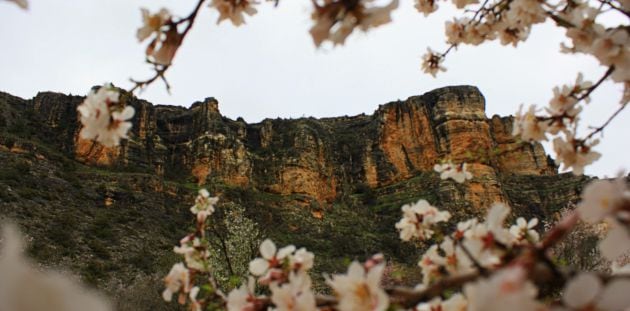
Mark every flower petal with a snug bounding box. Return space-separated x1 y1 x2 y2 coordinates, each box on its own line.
248 258 269 276
562 273 602 309
260 239 276 260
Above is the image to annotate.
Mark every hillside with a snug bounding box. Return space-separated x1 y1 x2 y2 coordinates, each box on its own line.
0 86 592 310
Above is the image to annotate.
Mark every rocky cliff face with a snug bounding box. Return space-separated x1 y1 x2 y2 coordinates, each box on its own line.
8 85 558 208
0 85 595 310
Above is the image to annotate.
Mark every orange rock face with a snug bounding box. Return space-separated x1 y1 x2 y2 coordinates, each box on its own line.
44 86 555 208
377 101 439 180
74 135 120 165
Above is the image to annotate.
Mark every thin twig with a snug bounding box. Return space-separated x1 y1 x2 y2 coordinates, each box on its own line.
583 101 628 141
128 0 206 94
576 66 614 102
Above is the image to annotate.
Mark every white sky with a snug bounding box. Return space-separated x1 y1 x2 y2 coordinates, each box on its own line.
0 0 627 177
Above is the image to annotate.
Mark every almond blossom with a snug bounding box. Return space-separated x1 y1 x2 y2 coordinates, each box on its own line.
577 177 629 223
415 0 438 16
445 18 470 45
591 29 630 82
505 0 546 27
415 293 467 311
418 245 446 285
452 0 478 9
421 48 446 77
190 188 219 223
512 104 549 142
77 84 135 147
509 217 540 244
209 0 258 26
326 261 389 311
174 236 209 271
434 161 473 183
552 135 601 176
562 272 630 310
440 237 474 275
227 276 261 311
309 0 399 47
0 224 112 311
136 8 170 42
162 262 191 303
598 222 630 261
463 266 541 311
547 74 591 118
189 286 202 311
290 248 315 273
270 272 317 311
395 199 451 241
249 239 296 283
461 203 514 267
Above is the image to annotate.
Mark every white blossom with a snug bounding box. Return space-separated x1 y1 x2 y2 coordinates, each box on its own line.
162 262 191 302
552 135 601 176
464 266 541 311
505 0 546 26
190 189 219 223
136 8 170 42
209 0 258 26
509 217 540 243
577 177 629 223
599 222 630 261
270 272 317 311
441 237 474 275
0 224 112 311
416 293 467 311
77 84 135 147
189 286 202 311
227 276 259 311
249 239 296 282
308 0 398 47
290 248 315 273
563 272 630 310
326 261 389 311
395 199 451 241
513 104 548 142
419 245 446 285
434 161 473 183
421 48 446 77
359 0 399 31
461 203 514 267
452 0 478 9
415 0 438 16
174 236 208 271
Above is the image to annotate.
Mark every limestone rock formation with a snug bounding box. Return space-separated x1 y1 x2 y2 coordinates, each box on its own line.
0 85 596 310
3 86 560 208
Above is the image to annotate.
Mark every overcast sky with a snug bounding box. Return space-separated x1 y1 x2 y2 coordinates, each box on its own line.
0 0 627 177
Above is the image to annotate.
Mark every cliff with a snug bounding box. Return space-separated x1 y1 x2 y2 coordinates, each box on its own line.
6 86 555 208
0 86 592 310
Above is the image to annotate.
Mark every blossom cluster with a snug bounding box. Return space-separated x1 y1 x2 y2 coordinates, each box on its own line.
434 161 473 183
0 224 112 311
163 189 220 309
228 239 318 311
413 0 628 176
309 0 399 47
576 176 630 261
395 199 452 241
512 74 602 175
76 84 135 147
411 203 541 287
